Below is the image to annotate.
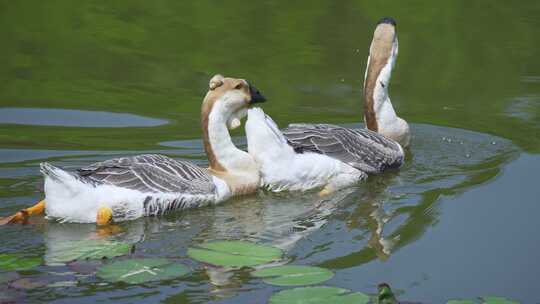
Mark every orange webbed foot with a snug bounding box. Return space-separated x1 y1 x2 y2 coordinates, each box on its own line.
96 206 113 226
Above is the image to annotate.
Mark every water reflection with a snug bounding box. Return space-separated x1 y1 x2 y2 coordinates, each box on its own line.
505 96 539 123
41 223 141 266
316 124 517 269
0 108 167 128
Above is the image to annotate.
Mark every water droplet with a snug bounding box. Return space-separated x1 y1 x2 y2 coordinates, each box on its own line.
465 153 471 158
340 78 345 82
355 49 360 53
442 137 446 141
460 141 464 144
491 141 496 145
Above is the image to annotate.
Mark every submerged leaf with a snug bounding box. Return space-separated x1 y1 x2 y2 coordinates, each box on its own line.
0 272 20 284
0 253 41 271
67 260 102 275
269 286 370 304
46 240 131 264
253 265 333 286
187 240 282 267
482 296 519 304
97 258 189 284
48 280 78 288
9 278 46 290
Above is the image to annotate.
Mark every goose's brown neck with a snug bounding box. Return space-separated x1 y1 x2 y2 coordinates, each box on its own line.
201 99 226 172
363 27 394 133
364 52 391 133
363 60 380 132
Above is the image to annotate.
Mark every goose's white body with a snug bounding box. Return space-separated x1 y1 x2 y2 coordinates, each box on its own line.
246 108 366 192
39 74 264 224
42 159 230 223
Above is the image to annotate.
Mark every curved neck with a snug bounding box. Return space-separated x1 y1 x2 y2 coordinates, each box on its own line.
362 42 410 147
363 47 397 132
201 100 226 171
201 97 255 174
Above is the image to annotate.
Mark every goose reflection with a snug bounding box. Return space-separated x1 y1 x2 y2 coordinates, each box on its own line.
41 222 144 266
320 124 517 269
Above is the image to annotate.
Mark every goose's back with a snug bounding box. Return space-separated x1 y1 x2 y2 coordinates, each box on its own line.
283 124 404 174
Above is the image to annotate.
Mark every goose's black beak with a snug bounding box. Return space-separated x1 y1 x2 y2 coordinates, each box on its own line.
377 16 397 27
248 84 266 104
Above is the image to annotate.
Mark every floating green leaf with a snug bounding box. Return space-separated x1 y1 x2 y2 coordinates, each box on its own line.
269 286 370 304
0 253 41 271
97 258 189 284
447 300 475 304
253 265 333 286
46 240 131 264
482 296 519 304
187 241 282 267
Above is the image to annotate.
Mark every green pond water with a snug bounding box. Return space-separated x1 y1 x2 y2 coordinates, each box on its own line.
0 1 539 303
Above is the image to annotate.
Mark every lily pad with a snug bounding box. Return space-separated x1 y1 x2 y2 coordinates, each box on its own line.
46 240 131 264
253 265 333 286
482 296 519 304
187 240 282 267
0 253 41 271
269 286 370 304
97 258 189 284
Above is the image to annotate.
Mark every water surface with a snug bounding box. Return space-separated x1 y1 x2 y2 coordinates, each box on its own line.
0 108 167 128
0 1 539 303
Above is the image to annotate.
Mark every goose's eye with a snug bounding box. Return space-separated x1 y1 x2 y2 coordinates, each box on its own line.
234 83 243 90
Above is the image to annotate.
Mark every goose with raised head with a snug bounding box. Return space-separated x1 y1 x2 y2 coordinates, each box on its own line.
283 17 409 178
362 17 410 147
0 74 266 225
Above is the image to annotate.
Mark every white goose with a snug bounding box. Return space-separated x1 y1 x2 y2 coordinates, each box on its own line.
245 17 408 194
0 74 266 225
246 107 367 194
284 17 409 171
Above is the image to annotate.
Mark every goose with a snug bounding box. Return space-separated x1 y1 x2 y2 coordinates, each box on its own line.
0 74 266 225
244 17 407 195
246 107 368 194
283 17 409 177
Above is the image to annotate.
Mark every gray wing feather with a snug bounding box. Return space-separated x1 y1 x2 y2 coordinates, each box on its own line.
77 154 215 194
283 124 404 174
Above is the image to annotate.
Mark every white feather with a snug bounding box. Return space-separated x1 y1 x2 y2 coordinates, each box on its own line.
246 108 366 192
43 169 225 223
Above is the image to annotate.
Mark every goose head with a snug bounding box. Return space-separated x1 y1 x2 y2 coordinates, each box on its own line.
363 17 410 147
203 74 266 130
201 74 266 182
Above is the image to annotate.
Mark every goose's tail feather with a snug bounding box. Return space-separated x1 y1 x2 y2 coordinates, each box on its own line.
40 162 75 183
40 162 92 192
